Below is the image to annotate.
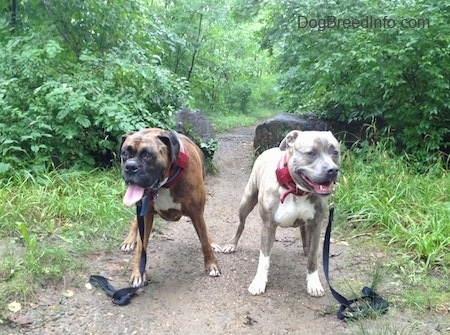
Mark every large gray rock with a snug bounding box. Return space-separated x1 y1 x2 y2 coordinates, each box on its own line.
254 113 327 154
175 107 216 159
254 113 364 154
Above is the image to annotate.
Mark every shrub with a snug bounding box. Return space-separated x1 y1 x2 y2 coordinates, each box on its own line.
0 33 188 175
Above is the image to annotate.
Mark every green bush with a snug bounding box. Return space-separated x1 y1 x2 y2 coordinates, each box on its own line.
0 32 188 174
0 0 280 176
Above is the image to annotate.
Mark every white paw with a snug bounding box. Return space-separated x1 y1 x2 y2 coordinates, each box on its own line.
131 273 146 288
211 243 223 253
208 267 221 277
120 242 136 252
307 270 325 297
221 244 237 254
248 274 268 295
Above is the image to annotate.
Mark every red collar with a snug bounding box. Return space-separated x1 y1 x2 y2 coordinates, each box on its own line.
163 144 189 188
275 154 308 203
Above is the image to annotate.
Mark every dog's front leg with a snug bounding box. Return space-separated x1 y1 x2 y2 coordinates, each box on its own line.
130 212 154 287
121 218 138 252
248 223 277 295
305 221 325 297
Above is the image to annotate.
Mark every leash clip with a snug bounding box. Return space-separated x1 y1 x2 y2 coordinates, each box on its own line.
329 187 336 209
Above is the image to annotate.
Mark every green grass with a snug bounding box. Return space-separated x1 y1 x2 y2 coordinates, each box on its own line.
0 123 449 318
333 142 450 313
0 168 133 302
207 108 280 132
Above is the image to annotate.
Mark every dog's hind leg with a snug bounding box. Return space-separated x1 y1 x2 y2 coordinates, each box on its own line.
190 211 221 277
222 183 258 253
299 224 310 255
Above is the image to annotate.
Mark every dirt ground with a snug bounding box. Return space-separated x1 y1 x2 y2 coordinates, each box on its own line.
2 126 448 335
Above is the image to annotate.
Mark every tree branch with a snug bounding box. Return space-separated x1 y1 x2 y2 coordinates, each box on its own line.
40 1 81 59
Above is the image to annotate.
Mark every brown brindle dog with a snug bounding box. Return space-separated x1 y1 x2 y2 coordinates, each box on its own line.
119 128 220 287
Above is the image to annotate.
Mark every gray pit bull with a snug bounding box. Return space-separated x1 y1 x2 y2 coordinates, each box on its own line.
223 130 340 297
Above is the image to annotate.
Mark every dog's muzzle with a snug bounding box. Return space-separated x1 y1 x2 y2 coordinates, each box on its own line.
299 166 339 195
121 159 163 206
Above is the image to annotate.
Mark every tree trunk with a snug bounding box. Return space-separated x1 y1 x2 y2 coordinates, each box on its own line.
187 13 203 81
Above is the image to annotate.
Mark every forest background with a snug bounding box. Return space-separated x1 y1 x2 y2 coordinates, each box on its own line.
0 0 449 321
1 0 449 173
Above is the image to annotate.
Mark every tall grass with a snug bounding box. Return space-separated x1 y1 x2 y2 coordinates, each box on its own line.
334 141 450 311
335 142 450 269
0 168 132 301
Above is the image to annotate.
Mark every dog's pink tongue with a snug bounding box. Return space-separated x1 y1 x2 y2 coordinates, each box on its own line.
123 185 145 206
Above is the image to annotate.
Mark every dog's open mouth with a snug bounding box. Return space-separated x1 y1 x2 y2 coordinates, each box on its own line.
300 174 335 195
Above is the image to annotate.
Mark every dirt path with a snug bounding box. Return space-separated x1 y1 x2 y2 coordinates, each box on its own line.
2 126 447 334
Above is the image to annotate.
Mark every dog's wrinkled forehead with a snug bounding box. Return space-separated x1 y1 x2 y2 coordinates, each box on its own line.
279 130 339 152
121 129 166 152
122 132 156 150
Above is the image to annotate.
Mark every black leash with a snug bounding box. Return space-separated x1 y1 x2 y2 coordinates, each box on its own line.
89 275 139 305
323 205 389 320
90 197 149 306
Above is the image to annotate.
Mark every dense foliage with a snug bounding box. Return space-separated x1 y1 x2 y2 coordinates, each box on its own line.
0 0 275 174
0 0 449 311
253 0 450 163
1 0 449 174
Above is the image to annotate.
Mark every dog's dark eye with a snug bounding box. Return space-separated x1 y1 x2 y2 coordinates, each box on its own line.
332 150 339 157
141 151 154 160
306 151 316 157
121 151 130 160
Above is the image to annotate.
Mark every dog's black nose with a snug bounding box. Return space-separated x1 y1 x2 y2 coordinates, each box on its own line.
124 160 140 174
326 167 339 177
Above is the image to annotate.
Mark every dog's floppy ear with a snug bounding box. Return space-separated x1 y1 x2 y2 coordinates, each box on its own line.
279 130 300 151
120 132 133 149
119 131 135 155
158 131 181 163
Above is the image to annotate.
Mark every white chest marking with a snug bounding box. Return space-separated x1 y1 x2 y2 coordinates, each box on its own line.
274 188 315 227
154 188 182 212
